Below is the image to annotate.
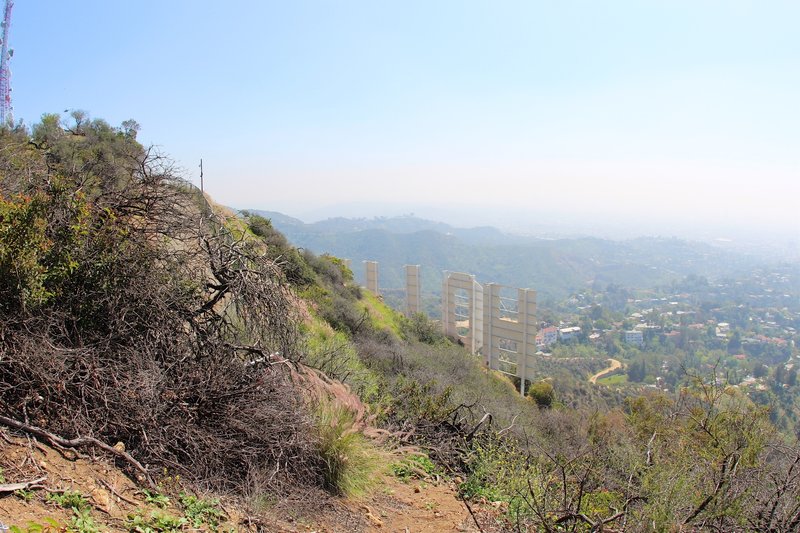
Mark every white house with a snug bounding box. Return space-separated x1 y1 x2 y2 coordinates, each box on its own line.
559 326 581 341
624 330 644 346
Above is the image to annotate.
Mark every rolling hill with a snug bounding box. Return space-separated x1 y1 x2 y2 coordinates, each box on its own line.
247 210 762 308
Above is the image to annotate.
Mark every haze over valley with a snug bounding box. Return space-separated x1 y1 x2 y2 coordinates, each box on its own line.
11 2 800 248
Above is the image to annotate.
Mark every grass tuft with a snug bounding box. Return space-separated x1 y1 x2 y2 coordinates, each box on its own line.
315 401 380 498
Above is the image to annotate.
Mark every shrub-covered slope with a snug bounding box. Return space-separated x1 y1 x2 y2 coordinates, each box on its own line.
241 210 800 531
0 115 333 500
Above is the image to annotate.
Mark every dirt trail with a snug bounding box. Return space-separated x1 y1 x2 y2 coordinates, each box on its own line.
590 358 622 384
362 476 491 533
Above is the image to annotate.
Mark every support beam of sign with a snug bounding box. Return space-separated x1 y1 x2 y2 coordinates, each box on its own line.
483 284 537 396
405 264 421 316
441 271 484 355
364 260 379 295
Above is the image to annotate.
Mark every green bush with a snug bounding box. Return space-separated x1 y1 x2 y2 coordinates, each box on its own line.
243 213 316 286
9 518 61 533
46 490 89 511
141 489 170 508
179 493 225 528
390 453 440 481
459 438 523 502
68 508 100 533
126 510 186 533
401 312 446 345
0 193 54 311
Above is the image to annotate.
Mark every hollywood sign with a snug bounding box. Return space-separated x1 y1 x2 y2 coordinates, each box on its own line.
346 260 538 395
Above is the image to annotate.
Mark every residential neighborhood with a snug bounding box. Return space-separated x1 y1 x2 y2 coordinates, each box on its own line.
527 263 799 429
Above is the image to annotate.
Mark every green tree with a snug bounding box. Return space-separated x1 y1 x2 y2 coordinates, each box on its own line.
727 330 742 354
627 358 646 382
528 380 555 408
786 367 798 387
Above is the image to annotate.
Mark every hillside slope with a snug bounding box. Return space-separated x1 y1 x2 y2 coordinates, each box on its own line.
0 115 505 532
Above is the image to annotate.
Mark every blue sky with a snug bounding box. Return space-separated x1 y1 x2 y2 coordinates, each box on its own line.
9 1 800 238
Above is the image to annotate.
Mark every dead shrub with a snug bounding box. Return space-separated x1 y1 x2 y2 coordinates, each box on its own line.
0 117 323 494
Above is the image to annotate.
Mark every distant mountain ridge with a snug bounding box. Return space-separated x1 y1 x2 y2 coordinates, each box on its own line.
248 210 527 246
245 210 762 306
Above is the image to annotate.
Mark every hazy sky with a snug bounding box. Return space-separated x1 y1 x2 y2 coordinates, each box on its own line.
10 1 800 237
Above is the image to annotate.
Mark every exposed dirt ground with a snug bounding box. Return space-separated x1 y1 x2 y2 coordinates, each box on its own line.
589 358 622 384
360 476 507 533
0 431 249 531
1 433 506 532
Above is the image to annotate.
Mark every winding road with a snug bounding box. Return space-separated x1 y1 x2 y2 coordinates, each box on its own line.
590 358 622 384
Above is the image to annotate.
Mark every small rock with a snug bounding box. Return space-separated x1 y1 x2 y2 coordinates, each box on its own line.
491 500 509 512
91 488 112 513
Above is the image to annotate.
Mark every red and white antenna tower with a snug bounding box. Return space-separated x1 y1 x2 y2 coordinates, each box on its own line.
0 0 13 126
